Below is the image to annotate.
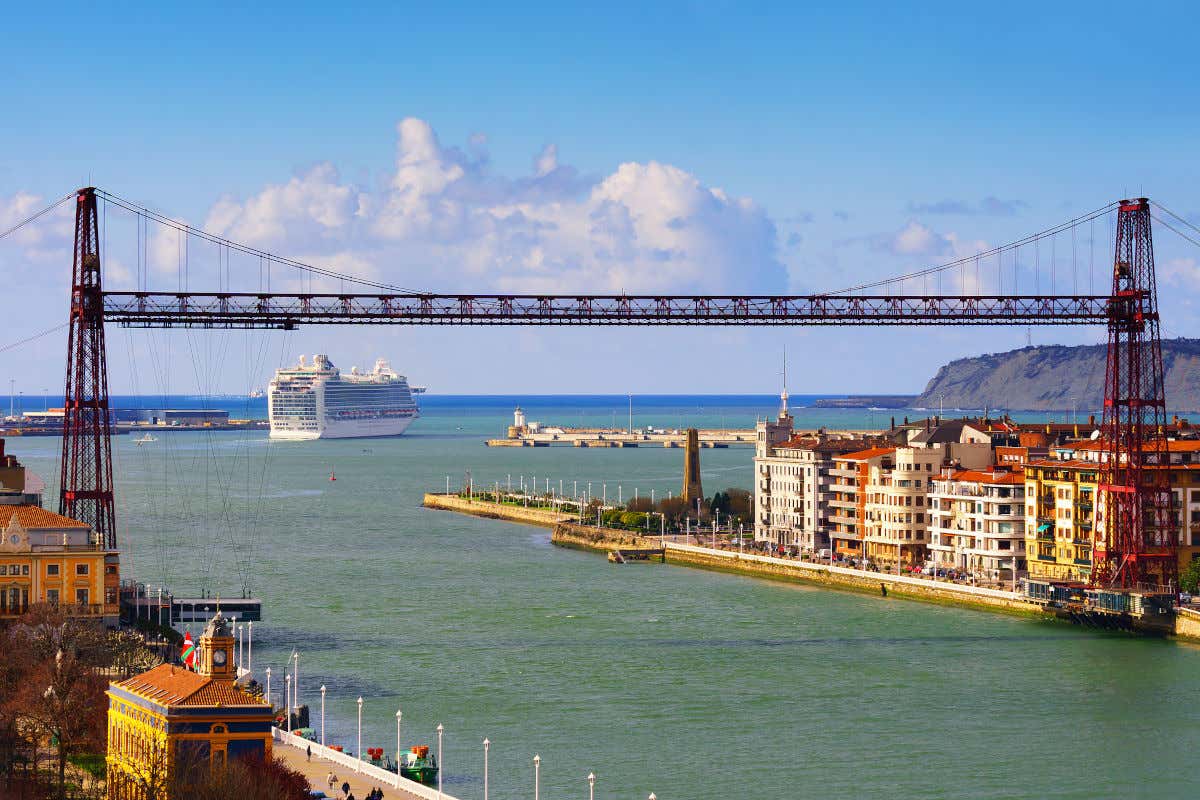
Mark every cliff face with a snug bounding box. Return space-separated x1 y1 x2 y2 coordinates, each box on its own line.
915 339 1200 412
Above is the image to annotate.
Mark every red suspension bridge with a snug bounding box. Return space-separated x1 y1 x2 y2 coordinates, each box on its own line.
43 187 1185 591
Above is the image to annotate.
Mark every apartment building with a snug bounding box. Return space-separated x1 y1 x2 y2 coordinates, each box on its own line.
754 433 876 551
928 468 1026 582
863 446 945 569
828 446 894 562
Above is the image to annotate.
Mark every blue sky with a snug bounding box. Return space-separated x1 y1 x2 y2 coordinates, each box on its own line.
2 2 1199 397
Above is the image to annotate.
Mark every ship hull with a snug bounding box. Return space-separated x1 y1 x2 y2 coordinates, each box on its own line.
269 415 416 440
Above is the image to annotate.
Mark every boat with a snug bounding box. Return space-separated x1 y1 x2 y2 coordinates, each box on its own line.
267 354 422 440
134 433 158 445
399 745 438 786
248 387 266 399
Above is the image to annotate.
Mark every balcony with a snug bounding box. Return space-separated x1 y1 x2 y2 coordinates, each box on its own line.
1073 557 1092 565
1037 554 1057 562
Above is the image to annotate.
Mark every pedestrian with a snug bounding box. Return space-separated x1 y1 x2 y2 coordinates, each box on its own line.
342 781 351 797
307 744 312 762
327 771 335 790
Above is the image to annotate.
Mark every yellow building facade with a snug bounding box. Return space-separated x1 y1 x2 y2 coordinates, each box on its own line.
0 504 120 621
106 610 273 799
1024 440 1200 583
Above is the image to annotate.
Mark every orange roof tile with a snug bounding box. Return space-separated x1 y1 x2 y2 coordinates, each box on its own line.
938 469 1024 485
0 504 89 529
115 663 266 708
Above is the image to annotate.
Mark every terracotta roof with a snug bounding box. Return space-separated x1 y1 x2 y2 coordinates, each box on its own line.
0 504 89 529
937 469 1024 485
114 663 265 708
180 681 266 707
839 446 895 461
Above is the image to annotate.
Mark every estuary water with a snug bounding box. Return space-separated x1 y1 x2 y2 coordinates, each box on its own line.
12 396 1200 800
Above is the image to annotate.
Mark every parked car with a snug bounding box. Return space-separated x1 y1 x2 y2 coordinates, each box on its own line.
817 548 832 560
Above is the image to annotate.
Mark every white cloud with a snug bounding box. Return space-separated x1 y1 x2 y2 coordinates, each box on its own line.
193 117 786 295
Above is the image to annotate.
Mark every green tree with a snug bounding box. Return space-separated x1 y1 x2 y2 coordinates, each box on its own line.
1181 558 1200 594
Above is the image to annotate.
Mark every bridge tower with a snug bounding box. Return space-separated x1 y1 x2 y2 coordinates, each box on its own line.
1098 198 1174 590
59 187 116 548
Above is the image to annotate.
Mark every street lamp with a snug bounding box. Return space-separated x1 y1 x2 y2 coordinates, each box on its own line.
400 710 410 772
533 754 541 800
285 674 292 733
292 650 299 712
357 697 363 771
483 738 490 800
236 623 242 670
265 667 271 711
247 620 253 675
588 772 595 800
320 685 327 745
436 724 444 798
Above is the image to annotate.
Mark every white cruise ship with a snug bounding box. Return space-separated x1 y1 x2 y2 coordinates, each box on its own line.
268 354 421 440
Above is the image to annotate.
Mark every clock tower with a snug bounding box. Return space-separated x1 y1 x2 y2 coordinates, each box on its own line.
195 608 236 681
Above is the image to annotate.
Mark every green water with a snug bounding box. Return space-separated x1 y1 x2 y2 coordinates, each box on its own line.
14 400 1200 800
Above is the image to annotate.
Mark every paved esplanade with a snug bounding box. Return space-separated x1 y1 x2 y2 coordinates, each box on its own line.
275 744 428 800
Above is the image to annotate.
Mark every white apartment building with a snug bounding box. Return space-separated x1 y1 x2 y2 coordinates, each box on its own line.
928 468 1027 583
753 396 876 552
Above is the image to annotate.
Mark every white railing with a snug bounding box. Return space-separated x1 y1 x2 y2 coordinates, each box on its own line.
273 728 455 800
663 541 1025 602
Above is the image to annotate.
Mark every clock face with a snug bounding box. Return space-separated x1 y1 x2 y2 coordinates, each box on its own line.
213 649 227 666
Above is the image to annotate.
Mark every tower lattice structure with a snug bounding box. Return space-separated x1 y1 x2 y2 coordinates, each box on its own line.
59 187 116 548
1098 198 1175 590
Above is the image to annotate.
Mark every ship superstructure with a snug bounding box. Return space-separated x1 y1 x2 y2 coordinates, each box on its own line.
268 355 420 440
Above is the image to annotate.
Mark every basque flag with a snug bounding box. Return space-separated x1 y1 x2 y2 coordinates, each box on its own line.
181 631 196 669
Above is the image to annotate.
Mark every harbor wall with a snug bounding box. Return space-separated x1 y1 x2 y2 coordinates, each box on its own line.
422 493 571 528
552 522 1047 617
1174 607 1200 642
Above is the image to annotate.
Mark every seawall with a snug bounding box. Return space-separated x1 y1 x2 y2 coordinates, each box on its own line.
422 492 572 528
552 523 1046 617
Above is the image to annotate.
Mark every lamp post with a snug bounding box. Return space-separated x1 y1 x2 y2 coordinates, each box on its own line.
265 667 271 711
285 674 292 733
395 709 402 772
533 754 541 800
436 724 444 798
247 620 253 675
320 685 326 746
588 772 595 800
292 650 299 713
356 697 363 771
483 738 490 800
236 623 242 670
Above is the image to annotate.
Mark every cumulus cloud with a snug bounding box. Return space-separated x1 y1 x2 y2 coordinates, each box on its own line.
906 196 1028 216
196 117 785 295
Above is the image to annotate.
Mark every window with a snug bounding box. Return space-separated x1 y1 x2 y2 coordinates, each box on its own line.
76 589 89 605
75 563 89 576
0 566 5 576
21 565 28 576
46 564 60 576
46 589 59 604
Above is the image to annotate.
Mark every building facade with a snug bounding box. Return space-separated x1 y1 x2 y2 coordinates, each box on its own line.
863 446 945 569
928 469 1027 583
828 447 895 562
106 610 273 799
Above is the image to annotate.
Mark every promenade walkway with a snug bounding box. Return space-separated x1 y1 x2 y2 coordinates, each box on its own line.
273 728 456 800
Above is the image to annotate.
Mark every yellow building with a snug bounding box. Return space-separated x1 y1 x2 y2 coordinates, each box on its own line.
1024 456 1100 582
1024 440 1200 582
0 504 120 621
106 610 273 799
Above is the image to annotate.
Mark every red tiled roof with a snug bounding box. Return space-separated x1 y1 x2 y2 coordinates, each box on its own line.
0 504 89 529
114 663 266 708
938 469 1024 485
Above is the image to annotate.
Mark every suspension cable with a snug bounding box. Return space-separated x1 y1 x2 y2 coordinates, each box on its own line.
94 188 429 295
825 201 1120 295
0 192 75 240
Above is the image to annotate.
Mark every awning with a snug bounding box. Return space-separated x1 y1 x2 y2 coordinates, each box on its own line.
1037 523 1052 532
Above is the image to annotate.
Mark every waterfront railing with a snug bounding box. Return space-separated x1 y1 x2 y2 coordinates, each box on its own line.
273 727 457 800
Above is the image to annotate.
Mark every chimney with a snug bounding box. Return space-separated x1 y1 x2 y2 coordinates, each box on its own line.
890 416 895 431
